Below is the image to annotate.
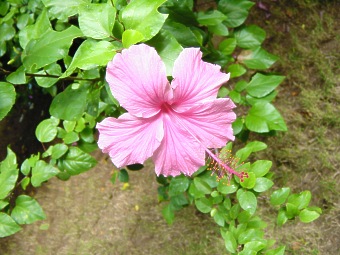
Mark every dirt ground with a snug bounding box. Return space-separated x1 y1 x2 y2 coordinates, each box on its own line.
0 1 339 255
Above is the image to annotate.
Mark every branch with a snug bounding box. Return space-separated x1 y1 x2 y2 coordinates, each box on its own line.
0 68 101 82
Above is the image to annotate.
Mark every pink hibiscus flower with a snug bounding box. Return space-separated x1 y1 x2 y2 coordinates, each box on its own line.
97 44 243 178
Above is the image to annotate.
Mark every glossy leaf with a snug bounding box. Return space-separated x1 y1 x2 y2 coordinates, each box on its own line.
122 29 145 48
23 26 82 72
59 147 97 175
195 197 212 213
235 141 267 162
0 213 21 238
49 84 87 121
0 148 18 200
6 66 26 85
0 82 16 121
237 189 257 215
35 63 62 88
218 0 254 27
245 102 287 133
239 47 278 70
250 160 272 177
78 2 116 39
240 172 256 189
11 195 46 224
253 177 273 192
287 191 311 210
42 0 90 20
162 204 175 225
31 160 59 187
299 208 320 223
197 10 226 26
63 39 118 78
270 187 291 206
35 119 58 143
222 230 237 253
227 64 246 78
122 0 167 41
246 73 285 98
169 175 190 196
193 177 212 194
234 25 266 49
148 29 183 76
219 38 237 55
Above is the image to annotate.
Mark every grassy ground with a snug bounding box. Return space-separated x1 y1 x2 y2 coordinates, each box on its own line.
0 1 339 254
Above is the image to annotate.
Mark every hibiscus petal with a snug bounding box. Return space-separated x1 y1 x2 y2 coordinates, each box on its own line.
106 44 172 118
152 113 205 177
96 113 163 167
175 98 236 148
171 48 230 111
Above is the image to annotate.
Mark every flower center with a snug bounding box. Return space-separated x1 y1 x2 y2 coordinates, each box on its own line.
170 112 247 181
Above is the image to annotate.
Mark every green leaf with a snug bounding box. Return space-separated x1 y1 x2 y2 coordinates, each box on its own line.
208 23 229 36
232 117 244 135
234 25 266 49
213 209 225 227
270 187 290 206
197 10 227 26
219 38 237 55
237 189 257 215
0 200 9 210
49 84 87 121
162 19 201 47
59 147 97 175
169 175 190 196
122 29 145 48
23 26 83 72
240 172 256 189
0 82 16 121
0 148 18 200
11 195 46 224
218 0 254 27
235 141 267 162
35 63 62 88
277 208 288 226
217 179 238 194
246 73 285 98
195 197 212 213
245 102 287 133
227 64 246 78
31 160 59 187
238 229 264 244
78 2 116 39
42 0 90 20
253 177 273 192
286 203 299 219
62 39 118 78
287 191 312 210
243 241 266 252
162 204 175 225
239 47 278 70
0 213 22 237
63 131 79 144
265 246 285 255
35 119 58 143
121 0 167 41
221 230 237 253
250 160 272 177
19 8 51 49
21 177 30 190
0 21 15 41
299 208 320 223
6 66 26 85
193 177 211 194
147 29 183 76
118 169 129 183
